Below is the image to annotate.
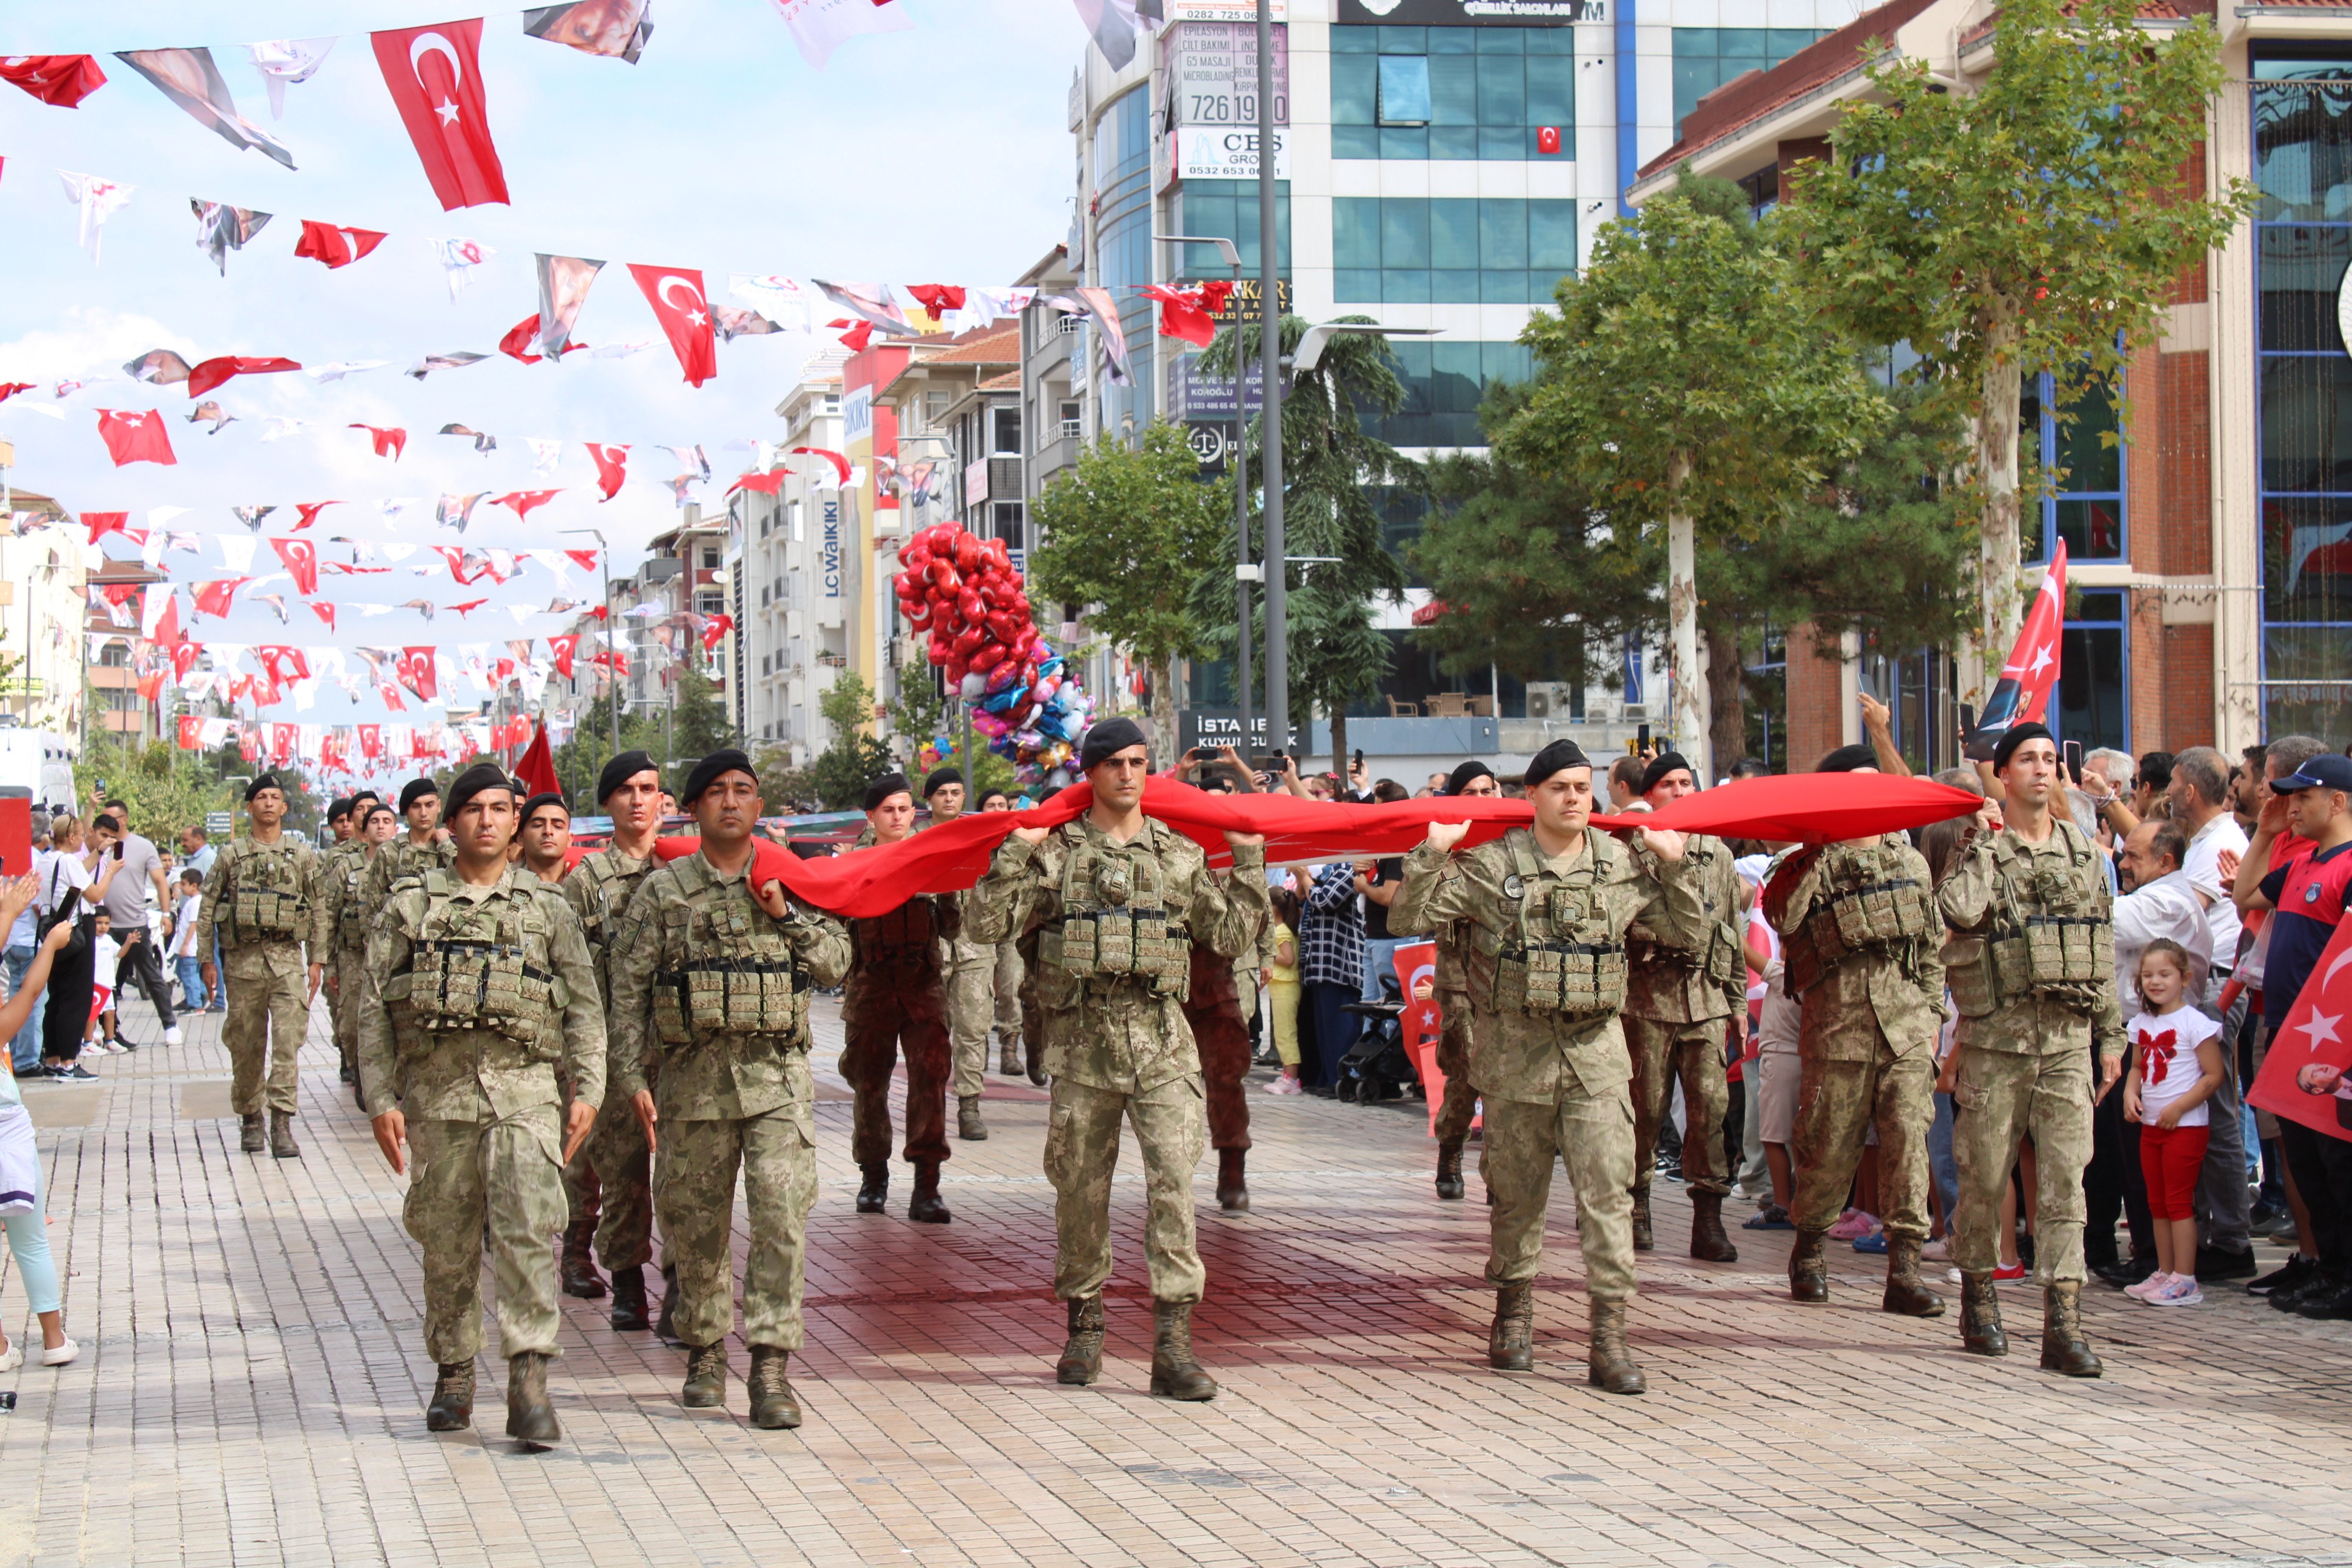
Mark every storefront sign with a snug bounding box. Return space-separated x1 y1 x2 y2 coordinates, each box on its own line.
820 498 841 599
1164 21 1288 129
1338 0 1602 21
1174 124 1290 180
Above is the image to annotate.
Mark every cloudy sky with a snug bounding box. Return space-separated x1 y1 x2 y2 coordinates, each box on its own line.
0 0 1083 754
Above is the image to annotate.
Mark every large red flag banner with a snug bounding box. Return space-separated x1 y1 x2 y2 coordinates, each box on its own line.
2249 917 2352 1143
371 18 510 210
628 264 718 387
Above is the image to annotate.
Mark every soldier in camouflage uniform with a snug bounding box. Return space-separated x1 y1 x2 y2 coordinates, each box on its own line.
359 778 459 916
841 773 959 1222
967 718 1269 1400
512 789 603 1301
309 790 378 1102
564 752 672 1332
1619 752 1747 1262
1430 762 1501 1200
357 764 605 1445
193 773 319 1159
1764 744 1949 1317
1390 739 1704 1393
1938 722 2122 1377
922 767 1001 1143
605 750 851 1428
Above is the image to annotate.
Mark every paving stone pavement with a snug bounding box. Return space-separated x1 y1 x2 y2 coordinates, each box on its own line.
2 992 2348 1568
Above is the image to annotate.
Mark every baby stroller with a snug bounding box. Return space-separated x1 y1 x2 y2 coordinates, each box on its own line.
1337 974 1419 1105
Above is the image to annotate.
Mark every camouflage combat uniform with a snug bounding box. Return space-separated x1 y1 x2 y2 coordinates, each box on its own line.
992 939 1025 1071
605 851 850 1358
940 906 998 1097
360 832 459 914
564 847 664 1275
194 832 319 1119
357 865 604 1369
1766 835 1947 1310
1391 825 1701 1386
1621 832 1745 1210
309 838 374 1091
840 827 957 1175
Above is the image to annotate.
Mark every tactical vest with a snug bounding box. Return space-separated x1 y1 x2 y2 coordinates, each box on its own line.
1039 832 1191 999
652 862 811 1044
232 841 309 940
1471 830 1628 1017
397 871 561 1047
1782 839 1939 995
334 848 371 952
1946 821 2114 1018
1625 839 1747 997
571 850 650 953
850 896 941 956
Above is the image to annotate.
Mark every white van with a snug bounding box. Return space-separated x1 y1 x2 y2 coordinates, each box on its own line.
0 727 80 815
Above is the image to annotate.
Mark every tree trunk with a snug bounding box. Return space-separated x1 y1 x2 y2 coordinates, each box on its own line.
1663 453 1708 782
1703 614 1747 779
1329 704 1350 792
1969 312 2026 707
1149 651 1178 762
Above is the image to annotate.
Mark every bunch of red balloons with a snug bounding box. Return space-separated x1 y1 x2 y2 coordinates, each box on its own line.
894 524 1040 689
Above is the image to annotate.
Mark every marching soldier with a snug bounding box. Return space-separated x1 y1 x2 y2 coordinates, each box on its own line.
1619 752 1746 1262
841 773 958 1222
923 767 999 1142
1764 744 1948 1317
565 752 671 1331
605 750 851 1427
1430 760 1500 1201
310 789 378 1100
193 774 319 1159
1938 723 2122 1377
512 788 599 1299
357 764 605 1444
967 717 1269 1400
974 788 1031 1077
1390 740 1703 1393
360 778 458 912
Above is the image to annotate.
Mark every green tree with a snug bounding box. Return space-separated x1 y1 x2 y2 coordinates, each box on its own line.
1029 421 1230 746
551 689 665 811
1779 0 2249 697
667 664 737 767
1497 184 1883 777
806 668 893 811
73 734 236 844
884 652 1020 799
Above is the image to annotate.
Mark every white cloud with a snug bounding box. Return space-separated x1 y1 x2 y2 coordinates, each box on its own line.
0 305 195 381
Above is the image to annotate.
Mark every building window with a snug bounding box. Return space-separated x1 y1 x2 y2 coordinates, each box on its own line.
2021 374 2126 564
1332 25 1574 162
1671 28 1827 133
696 592 726 616
1058 398 1083 442
2059 591 2129 754
991 406 1022 456
788 500 803 542
1355 339 1536 449
1172 179 1291 275
1334 197 1576 305
991 502 1025 554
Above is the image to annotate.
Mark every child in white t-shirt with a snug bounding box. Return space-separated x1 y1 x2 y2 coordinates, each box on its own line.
87 913 122 1055
2122 938 2225 1306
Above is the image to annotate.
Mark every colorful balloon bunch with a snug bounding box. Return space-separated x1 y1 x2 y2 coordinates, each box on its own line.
894 522 1092 786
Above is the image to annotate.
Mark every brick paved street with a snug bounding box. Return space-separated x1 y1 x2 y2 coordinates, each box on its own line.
2 996 2348 1568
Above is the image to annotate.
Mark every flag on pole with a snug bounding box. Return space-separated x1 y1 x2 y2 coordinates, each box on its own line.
1964 541 2068 762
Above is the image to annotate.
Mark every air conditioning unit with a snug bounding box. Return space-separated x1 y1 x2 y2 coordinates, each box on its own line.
1525 682 1574 721
1620 703 1649 721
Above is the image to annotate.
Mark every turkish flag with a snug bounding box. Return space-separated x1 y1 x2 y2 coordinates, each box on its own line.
499 314 545 364
586 443 629 500
270 537 319 595
398 646 439 700
192 578 249 618
172 641 202 680
358 723 383 759
494 490 561 521
434 545 474 584
628 264 718 387
309 602 336 631
730 471 785 496
269 724 296 765
371 19 510 210
0 55 107 108
293 500 341 530
96 409 177 467
906 283 965 318
177 716 203 750
84 511 129 545
293 220 387 269
257 645 311 684
378 681 408 713
2250 916 2352 1142
144 591 181 647
352 423 407 459
187 355 301 398
1141 284 1216 348
792 446 852 487
547 634 579 678
1965 541 2068 762
701 613 734 652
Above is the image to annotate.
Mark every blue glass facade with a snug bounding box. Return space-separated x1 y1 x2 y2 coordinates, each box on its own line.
1358 339 1536 450
1094 85 1157 433
1332 197 1578 305
1331 25 1576 161
1670 28 1828 132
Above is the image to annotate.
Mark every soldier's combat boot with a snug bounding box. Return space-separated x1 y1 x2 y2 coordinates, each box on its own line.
1789 1229 1830 1303
999 1034 1021 1076
426 1361 475 1432
1148 1299 1217 1401
608 1265 650 1331
681 1342 728 1409
240 1112 266 1154
1435 1140 1466 1201
747 1345 802 1429
1056 1296 1104 1386
655 1265 682 1345
1216 1148 1249 1213
1586 1300 1646 1395
1026 1040 1048 1086
2039 1281 2102 1378
855 1163 890 1214
1959 1270 2008 1357
1488 1283 1535 1371
958 1095 988 1142
909 1161 951 1223
269 1110 300 1159
1881 1236 1945 1318
505 1351 560 1445
1629 1185 1655 1252
560 1219 606 1299
1688 1190 1737 1263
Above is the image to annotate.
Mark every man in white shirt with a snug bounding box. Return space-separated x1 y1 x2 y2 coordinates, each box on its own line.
2164 746 2256 1280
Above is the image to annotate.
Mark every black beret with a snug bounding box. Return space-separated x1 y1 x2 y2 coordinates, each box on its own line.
1817 743 1877 774
349 789 380 812
326 796 354 821
1443 759 1495 796
361 803 397 827
398 777 440 814
681 749 757 805
520 791 569 825
1080 716 1148 772
244 773 283 803
1523 739 1592 790
922 765 964 799
442 762 514 822
597 749 660 804
862 772 913 812
1639 751 1694 794
1992 721 2054 773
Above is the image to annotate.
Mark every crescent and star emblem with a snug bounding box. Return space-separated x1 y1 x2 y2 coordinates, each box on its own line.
409 33 465 127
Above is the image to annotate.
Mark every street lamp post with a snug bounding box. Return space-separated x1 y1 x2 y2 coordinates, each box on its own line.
1255 0 1287 757
561 527 620 757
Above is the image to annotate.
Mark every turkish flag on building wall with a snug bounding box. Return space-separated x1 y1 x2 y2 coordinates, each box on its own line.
96 408 176 466
2250 916 2352 1143
293 220 387 269
270 536 319 595
371 18 509 210
628 264 718 387
1965 540 2067 762
586 442 628 499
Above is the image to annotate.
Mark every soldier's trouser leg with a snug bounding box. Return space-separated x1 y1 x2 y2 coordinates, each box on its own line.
1483 1081 1638 1303
1046 1074 1207 1304
1952 1047 2092 1285
838 1020 903 1170
1627 1015 1732 1195
992 942 1024 1052
899 992 953 1167
226 961 308 1117
561 1080 600 1232
335 952 366 1087
657 1096 817 1351
946 948 994 1100
590 1072 657 1272
1190 993 1253 1154
406 1106 566 1364
1792 1041 1935 1239
1433 998 1480 1145
1624 1015 1675 1191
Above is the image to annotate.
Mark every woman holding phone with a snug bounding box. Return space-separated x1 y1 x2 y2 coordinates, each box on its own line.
0 871 89 1368
34 817 119 1081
